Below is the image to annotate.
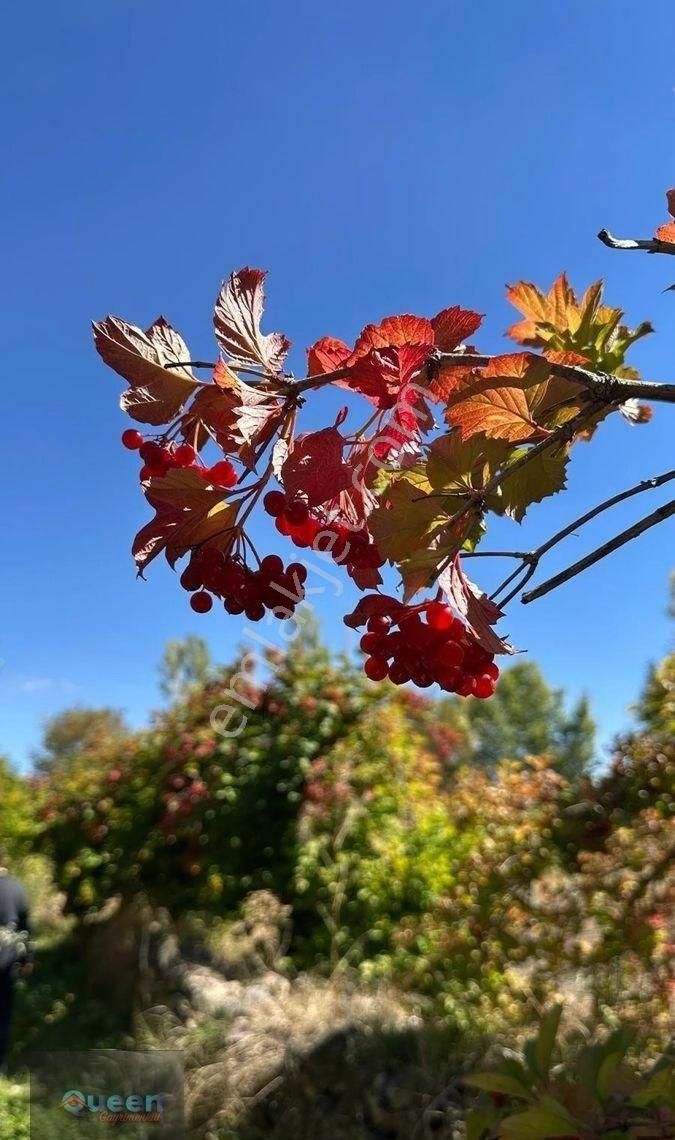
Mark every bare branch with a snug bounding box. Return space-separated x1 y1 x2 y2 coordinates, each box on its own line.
598 228 675 256
521 497 675 605
436 351 675 407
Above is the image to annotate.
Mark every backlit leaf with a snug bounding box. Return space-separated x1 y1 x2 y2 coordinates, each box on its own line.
214 267 291 374
93 315 199 426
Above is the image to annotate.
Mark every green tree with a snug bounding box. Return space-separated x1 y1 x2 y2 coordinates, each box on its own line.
32 707 128 777
158 636 213 702
440 661 595 777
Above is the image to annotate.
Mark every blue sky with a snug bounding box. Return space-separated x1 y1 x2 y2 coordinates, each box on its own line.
2 0 674 767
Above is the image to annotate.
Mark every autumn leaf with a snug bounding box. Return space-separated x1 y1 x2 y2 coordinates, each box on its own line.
506 274 652 374
343 593 406 629
214 267 291 374
306 336 351 377
439 555 516 656
655 187 675 243
443 353 564 443
369 475 449 562
426 431 508 495
93 315 199 426
281 427 355 507
135 468 237 571
431 305 483 351
349 314 434 360
494 446 569 523
180 360 284 466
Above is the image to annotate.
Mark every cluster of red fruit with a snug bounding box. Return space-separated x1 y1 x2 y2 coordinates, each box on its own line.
179 547 307 622
263 489 384 572
122 429 238 488
354 599 500 697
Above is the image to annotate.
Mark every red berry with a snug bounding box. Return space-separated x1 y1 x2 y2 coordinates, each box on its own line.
122 429 144 450
180 564 203 592
264 490 286 517
456 675 476 697
275 516 292 536
224 598 244 615
244 602 266 622
139 465 153 481
285 499 309 526
209 460 238 488
174 443 197 467
360 632 382 655
435 641 465 669
367 615 391 634
139 441 166 465
260 554 284 579
364 656 388 681
426 602 456 631
190 591 213 614
474 674 496 699
388 661 411 685
286 562 308 584
483 661 500 682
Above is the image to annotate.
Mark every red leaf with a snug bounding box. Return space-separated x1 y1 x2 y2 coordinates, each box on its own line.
281 427 356 508
93 315 198 426
347 342 431 410
431 306 483 351
307 336 351 377
349 314 434 361
214 268 291 374
655 221 675 244
439 555 516 656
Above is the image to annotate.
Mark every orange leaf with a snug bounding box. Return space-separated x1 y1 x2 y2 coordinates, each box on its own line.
443 353 557 443
349 314 434 362
655 221 675 244
431 306 483 351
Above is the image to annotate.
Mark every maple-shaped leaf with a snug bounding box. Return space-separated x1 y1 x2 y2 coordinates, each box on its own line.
439 555 516 656
442 353 573 443
135 468 237 571
306 336 351 376
214 268 291 374
426 431 509 495
506 274 652 374
431 305 483 351
655 188 675 243
93 315 199 426
493 446 569 523
348 343 433 419
281 427 355 508
349 314 434 360
369 475 449 563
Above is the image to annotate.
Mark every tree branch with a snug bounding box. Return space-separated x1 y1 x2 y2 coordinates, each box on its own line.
495 468 675 607
436 351 675 406
598 228 675 256
521 497 675 604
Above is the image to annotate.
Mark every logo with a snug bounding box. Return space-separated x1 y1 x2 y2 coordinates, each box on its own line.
61 1089 86 1116
60 1089 164 1122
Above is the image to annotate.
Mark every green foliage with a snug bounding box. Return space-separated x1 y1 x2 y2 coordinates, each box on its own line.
32 706 129 777
440 661 596 778
159 635 214 702
0 757 40 863
465 1005 675 1139
0 1081 29 1140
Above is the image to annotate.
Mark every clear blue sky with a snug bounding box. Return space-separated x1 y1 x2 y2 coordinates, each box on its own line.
2 0 674 768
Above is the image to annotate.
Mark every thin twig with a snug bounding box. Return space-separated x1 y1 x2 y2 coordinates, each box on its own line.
598 228 675 256
521 498 675 604
496 468 675 605
461 550 531 559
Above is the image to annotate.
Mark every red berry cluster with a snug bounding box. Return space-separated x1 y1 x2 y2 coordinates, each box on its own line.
121 430 238 488
263 490 384 572
180 547 307 622
354 599 500 697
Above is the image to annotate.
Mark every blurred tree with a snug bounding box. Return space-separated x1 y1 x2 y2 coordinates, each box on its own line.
159 636 213 702
636 573 674 739
440 661 595 777
0 757 38 860
32 707 128 777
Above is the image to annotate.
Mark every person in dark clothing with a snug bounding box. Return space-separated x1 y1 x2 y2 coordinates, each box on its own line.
0 856 33 1071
